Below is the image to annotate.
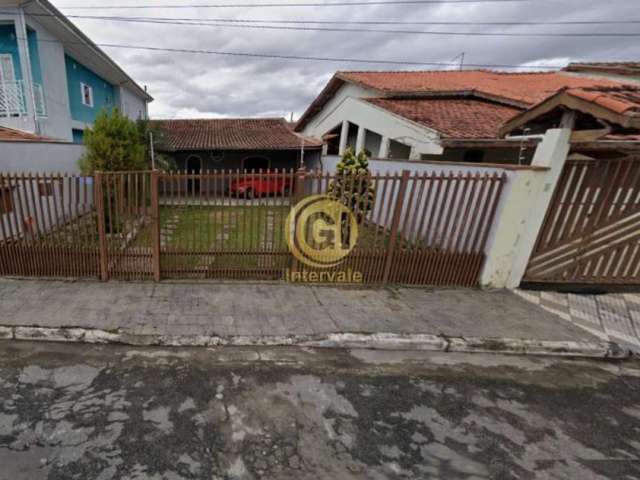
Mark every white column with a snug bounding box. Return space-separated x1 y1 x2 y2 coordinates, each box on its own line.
379 137 390 159
480 122 574 289
338 121 349 155
409 147 421 161
14 12 37 133
355 125 366 153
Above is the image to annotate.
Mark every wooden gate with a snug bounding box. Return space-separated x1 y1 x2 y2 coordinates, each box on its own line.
524 156 640 286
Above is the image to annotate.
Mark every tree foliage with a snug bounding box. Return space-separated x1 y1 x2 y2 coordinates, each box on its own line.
328 147 376 222
78 109 146 174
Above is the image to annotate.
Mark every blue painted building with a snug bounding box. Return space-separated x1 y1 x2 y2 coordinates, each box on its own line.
65 55 116 125
0 0 152 148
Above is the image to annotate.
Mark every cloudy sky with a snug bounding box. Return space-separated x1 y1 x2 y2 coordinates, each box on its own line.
54 0 639 120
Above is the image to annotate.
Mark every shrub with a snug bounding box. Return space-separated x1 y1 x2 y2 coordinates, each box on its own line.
78 109 146 174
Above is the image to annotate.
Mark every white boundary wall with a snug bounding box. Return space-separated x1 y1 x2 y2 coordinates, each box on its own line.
0 141 84 173
480 128 572 288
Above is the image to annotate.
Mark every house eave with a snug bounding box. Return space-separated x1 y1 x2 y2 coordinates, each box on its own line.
499 90 640 137
24 0 153 102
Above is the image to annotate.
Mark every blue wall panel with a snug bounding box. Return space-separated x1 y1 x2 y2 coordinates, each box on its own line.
65 54 115 123
26 28 43 85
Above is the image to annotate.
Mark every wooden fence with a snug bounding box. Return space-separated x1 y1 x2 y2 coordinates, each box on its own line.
0 169 506 286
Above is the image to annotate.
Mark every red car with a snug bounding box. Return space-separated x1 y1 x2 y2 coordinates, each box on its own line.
228 173 293 198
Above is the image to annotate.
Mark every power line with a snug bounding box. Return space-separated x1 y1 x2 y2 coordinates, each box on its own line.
14 11 640 37
61 15 640 26
57 0 532 8
25 35 567 69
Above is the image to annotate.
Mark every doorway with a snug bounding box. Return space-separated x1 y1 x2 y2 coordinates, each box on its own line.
185 155 201 193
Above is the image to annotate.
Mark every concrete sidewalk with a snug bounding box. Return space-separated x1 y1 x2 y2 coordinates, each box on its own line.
0 279 628 357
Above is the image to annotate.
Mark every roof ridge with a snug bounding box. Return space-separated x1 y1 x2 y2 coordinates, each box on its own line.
568 61 640 66
337 69 560 76
150 117 288 123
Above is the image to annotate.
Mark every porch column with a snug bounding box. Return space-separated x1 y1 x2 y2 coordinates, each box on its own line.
14 12 37 132
409 147 421 161
379 136 390 159
480 114 575 289
355 125 366 153
338 121 349 155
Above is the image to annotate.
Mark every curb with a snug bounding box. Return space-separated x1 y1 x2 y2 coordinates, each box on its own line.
0 325 631 359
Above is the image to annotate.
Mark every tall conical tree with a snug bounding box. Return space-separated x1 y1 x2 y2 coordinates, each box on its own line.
328 147 376 223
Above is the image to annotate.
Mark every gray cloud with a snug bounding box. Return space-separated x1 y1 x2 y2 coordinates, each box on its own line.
55 0 640 119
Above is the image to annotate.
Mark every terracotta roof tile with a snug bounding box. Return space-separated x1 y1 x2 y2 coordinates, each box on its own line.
339 70 623 107
366 97 521 139
566 86 640 115
295 70 628 131
151 118 322 151
0 126 54 142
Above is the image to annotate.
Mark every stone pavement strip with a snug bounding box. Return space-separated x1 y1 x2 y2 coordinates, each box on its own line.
515 290 640 354
0 279 630 358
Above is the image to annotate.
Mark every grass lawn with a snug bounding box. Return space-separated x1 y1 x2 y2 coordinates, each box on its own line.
131 204 291 273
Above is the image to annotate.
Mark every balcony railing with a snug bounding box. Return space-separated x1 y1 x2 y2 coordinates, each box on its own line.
0 80 46 118
0 81 26 117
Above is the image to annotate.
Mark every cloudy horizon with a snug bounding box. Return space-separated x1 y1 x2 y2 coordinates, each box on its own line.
51 0 640 120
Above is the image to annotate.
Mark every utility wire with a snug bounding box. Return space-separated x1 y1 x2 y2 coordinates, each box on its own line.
13 11 640 37
24 35 566 69
60 15 640 26
58 0 532 8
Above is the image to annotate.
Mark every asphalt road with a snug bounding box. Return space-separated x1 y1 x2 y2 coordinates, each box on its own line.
1 342 640 479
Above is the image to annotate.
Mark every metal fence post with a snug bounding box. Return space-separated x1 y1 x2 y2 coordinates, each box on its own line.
94 171 109 281
151 170 161 282
382 170 411 285
289 167 307 275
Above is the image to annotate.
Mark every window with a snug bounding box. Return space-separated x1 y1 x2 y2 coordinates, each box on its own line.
80 83 94 107
389 139 411 160
0 54 16 83
72 129 85 145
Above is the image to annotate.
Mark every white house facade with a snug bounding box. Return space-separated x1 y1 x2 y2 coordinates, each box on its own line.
0 0 152 150
296 70 640 170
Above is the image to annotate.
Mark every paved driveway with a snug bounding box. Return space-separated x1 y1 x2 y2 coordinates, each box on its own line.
516 290 640 352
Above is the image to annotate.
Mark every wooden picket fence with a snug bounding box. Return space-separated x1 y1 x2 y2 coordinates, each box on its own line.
0 169 506 286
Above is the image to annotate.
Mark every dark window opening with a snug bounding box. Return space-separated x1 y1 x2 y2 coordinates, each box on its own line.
463 150 485 163
243 156 271 172
324 125 341 155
